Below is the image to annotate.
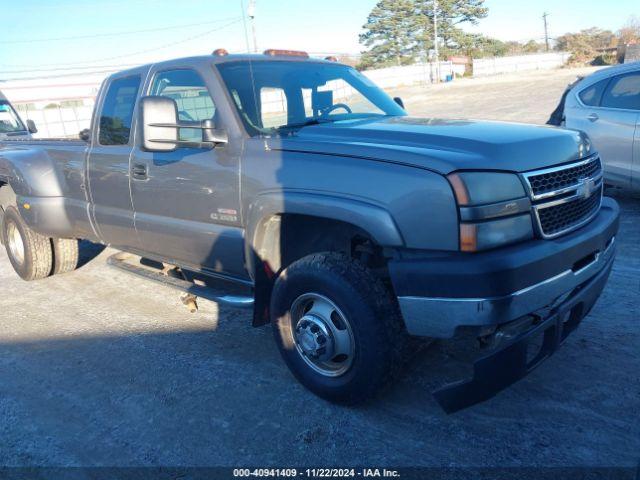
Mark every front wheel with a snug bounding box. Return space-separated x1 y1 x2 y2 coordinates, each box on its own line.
1 206 53 281
271 252 407 404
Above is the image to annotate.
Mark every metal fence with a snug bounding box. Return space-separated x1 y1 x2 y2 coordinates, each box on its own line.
364 61 465 88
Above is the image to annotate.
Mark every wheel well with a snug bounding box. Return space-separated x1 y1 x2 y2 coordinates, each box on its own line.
0 182 16 210
251 213 389 326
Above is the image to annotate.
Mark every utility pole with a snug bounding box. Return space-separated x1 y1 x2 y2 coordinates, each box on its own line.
542 12 550 52
248 0 258 53
433 0 440 83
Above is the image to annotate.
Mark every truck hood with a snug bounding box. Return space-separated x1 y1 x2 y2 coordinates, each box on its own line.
267 116 592 174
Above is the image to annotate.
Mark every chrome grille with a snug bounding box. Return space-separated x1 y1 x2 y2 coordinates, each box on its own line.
521 155 603 239
527 157 601 199
536 185 602 237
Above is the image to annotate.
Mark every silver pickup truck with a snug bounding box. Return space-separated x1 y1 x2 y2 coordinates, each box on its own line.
0 51 620 412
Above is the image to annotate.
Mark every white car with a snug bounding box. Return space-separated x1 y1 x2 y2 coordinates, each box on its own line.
0 90 36 141
559 62 640 191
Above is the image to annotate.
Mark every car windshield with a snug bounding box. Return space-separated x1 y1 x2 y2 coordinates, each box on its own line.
216 60 406 136
0 100 27 134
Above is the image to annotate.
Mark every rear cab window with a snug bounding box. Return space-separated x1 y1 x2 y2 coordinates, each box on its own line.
99 76 141 146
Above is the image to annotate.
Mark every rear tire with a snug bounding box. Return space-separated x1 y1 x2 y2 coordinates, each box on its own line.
52 238 79 275
1 206 52 281
271 252 407 405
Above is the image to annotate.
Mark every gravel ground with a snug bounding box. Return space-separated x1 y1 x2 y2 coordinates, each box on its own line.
0 67 638 471
398 66 603 124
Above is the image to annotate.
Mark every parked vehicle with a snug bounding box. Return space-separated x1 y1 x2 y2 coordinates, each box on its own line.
0 51 619 412
0 90 37 140
548 62 640 191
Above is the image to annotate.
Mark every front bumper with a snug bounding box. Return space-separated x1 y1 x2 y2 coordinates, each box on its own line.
433 251 614 413
389 197 619 339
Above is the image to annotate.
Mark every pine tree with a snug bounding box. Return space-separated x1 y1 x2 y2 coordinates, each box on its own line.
414 0 488 57
359 0 420 69
359 0 489 68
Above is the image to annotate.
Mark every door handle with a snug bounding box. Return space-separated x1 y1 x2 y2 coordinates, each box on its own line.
587 113 599 122
132 163 148 179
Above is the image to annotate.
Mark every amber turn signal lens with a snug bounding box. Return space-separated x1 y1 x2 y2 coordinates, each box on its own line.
448 173 470 206
460 223 477 252
263 49 309 58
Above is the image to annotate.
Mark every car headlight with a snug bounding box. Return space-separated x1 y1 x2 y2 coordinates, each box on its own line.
448 172 534 252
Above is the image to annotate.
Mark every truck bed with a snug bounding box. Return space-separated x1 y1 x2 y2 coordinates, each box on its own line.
0 137 87 146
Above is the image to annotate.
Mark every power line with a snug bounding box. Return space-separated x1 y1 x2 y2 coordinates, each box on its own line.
0 17 243 45
0 18 243 70
0 63 142 76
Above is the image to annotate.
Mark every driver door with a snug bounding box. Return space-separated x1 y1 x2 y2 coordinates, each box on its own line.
130 67 245 278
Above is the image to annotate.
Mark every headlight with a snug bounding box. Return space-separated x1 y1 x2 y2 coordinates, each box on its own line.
448 172 526 205
448 172 534 252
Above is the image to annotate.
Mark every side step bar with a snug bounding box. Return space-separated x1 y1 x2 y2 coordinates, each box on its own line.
107 252 254 309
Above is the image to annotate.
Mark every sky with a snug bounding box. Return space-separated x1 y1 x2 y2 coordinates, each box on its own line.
0 0 638 80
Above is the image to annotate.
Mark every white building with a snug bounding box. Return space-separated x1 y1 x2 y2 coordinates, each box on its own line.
0 72 111 138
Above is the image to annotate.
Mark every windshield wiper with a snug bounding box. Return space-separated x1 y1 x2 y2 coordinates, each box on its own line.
277 118 333 131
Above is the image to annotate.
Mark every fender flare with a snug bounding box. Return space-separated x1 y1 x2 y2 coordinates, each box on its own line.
0 147 66 197
244 191 404 279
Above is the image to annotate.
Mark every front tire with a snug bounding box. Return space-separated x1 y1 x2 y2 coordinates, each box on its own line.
271 252 407 404
1 206 53 281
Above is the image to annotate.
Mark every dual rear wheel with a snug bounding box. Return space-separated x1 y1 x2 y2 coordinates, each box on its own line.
1 206 79 281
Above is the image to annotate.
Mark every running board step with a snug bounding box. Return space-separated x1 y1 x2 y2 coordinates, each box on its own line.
107 252 254 309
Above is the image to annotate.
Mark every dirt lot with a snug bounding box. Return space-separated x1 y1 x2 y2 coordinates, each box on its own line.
399 66 602 124
0 67 639 471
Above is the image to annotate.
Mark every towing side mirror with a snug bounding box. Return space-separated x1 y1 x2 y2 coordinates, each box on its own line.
141 96 228 152
26 119 38 134
141 96 180 152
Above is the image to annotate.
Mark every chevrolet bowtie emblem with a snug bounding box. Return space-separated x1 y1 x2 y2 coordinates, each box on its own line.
576 177 597 200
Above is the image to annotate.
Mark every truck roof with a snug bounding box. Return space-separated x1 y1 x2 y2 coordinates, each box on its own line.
109 52 339 80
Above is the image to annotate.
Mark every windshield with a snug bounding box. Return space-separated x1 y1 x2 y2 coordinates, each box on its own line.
216 60 406 136
0 100 27 134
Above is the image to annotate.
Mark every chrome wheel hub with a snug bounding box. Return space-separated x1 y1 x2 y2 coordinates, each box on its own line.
290 293 355 377
295 315 334 361
7 222 25 266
